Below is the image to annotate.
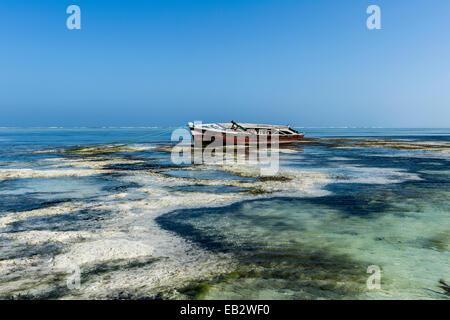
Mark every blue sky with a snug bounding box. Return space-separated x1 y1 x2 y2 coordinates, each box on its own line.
1 0 449 127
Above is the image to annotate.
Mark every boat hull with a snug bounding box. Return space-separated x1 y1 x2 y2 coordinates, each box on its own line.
189 128 304 145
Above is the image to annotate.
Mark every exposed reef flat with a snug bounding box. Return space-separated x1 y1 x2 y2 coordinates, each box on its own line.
297 138 450 154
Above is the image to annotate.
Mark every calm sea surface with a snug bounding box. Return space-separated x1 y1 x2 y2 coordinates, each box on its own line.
0 127 448 299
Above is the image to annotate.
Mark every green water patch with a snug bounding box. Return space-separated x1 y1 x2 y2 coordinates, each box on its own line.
173 249 370 300
157 179 449 299
157 199 379 299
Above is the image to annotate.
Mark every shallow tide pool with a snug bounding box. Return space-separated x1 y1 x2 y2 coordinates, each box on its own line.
0 128 448 299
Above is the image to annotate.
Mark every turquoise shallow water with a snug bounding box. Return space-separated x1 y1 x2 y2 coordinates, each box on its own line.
0 128 448 299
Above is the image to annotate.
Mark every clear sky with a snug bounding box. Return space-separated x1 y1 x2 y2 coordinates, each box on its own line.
1 0 449 127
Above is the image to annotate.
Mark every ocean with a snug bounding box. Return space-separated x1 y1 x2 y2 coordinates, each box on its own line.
0 127 448 299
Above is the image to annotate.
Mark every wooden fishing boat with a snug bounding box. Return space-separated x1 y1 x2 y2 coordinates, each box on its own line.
188 121 304 144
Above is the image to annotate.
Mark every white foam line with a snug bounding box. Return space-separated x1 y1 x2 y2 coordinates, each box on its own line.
1 230 95 245
0 201 87 229
45 157 145 169
0 168 103 181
